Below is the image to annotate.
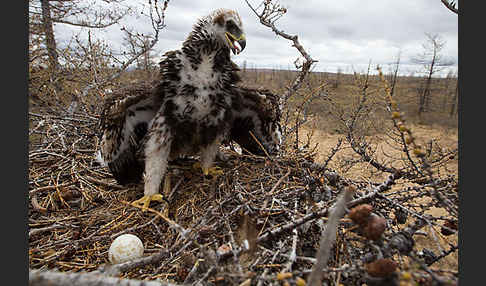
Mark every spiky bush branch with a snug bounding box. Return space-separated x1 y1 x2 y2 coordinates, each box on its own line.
244 0 318 141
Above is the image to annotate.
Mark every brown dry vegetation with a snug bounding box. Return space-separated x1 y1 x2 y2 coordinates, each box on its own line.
299 124 458 271
29 63 459 285
241 68 458 131
241 67 458 188
240 67 459 273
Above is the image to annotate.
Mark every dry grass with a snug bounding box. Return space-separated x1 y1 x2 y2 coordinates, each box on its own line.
300 124 458 181
299 124 458 270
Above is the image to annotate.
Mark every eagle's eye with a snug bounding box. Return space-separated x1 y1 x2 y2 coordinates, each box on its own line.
226 20 237 31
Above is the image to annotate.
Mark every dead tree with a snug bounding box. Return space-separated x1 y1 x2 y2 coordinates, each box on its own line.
29 0 169 115
440 70 455 110
333 67 342 88
30 0 132 113
39 0 60 73
412 33 454 118
32 0 130 73
388 51 401 97
122 30 158 80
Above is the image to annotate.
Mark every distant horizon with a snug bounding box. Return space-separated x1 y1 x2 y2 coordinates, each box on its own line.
233 61 457 78
135 59 457 78
120 61 456 79
32 58 455 78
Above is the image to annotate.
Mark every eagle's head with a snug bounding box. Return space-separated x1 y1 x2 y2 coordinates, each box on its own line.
206 9 246 55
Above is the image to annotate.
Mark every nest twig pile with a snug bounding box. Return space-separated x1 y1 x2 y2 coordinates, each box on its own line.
28 110 458 286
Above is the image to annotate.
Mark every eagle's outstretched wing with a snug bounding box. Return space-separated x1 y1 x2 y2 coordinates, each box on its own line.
99 81 162 185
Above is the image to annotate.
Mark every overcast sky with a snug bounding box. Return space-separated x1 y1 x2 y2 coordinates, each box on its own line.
54 0 458 76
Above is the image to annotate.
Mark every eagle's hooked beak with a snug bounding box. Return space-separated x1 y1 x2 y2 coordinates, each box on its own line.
226 32 246 55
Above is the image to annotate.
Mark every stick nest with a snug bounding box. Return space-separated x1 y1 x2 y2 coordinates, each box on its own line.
28 111 458 285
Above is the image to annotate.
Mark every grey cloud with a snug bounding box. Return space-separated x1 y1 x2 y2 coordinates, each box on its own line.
328 26 355 39
53 0 457 75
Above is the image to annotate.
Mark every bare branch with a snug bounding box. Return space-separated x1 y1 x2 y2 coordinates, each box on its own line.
52 12 127 28
308 186 355 285
257 207 329 243
66 0 169 115
98 248 170 276
440 0 458 14
244 0 317 137
29 269 183 286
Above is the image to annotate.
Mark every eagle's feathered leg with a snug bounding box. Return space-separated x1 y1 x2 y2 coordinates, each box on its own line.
199 137 224 177
132 115 172 211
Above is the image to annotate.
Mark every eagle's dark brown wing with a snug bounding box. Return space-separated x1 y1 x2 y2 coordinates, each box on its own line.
229 86 282 155
99 81 162 184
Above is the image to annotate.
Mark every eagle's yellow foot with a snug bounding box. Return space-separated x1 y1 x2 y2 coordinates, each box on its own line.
132 173 172 213
192 162 224 177
132 194 165 212
203 166 224 177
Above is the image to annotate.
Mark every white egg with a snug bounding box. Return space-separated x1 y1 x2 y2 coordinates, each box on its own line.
108 234 144 264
